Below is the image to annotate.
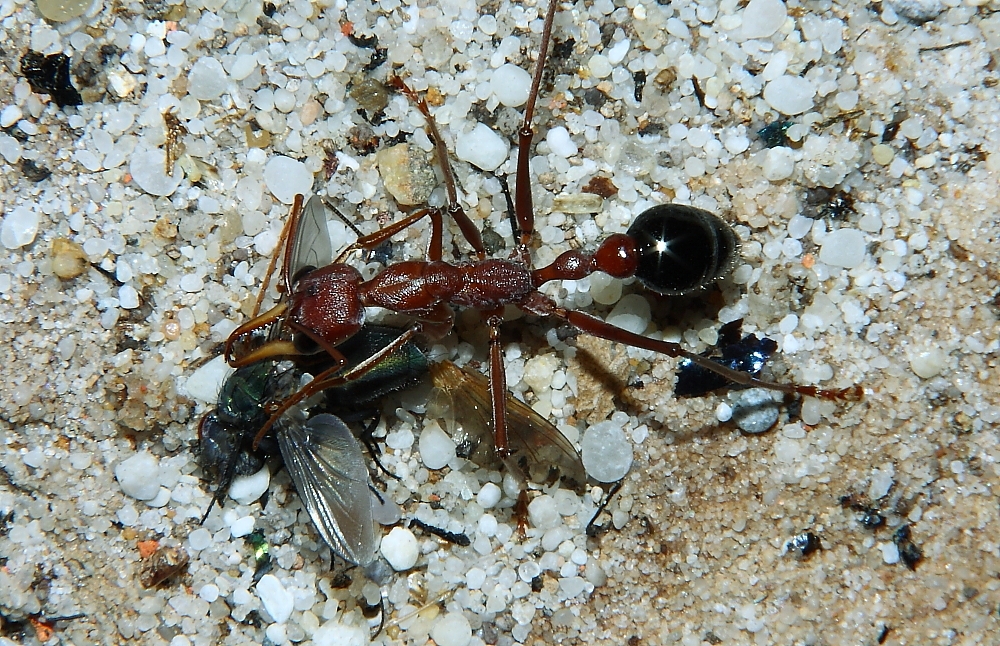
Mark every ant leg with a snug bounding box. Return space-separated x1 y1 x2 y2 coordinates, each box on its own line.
335 208 445 262
520 292 864 401
388 76 486 259
483 308 511 458
253 194 303 319
512 0 559 256
251 326 422 449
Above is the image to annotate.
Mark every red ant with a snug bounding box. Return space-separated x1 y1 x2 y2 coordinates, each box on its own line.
227 1 861 456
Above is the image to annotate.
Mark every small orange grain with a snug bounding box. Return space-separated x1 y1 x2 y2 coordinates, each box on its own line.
801 253 815 269
341 21 353 36
30 617 55 642
138 539 159 558
123 173 133 183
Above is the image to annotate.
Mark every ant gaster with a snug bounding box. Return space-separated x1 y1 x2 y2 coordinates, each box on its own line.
226 2 861 456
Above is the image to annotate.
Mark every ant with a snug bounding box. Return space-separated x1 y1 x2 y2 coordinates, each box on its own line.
225 1 861 458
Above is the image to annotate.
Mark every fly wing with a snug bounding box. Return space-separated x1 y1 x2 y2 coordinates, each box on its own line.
429 361 586 491
286 196 333 282
277 413 377 566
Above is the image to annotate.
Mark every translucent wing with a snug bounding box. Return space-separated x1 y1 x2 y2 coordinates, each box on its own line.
286 196 333 282
428 361 585 491
277 413 377 566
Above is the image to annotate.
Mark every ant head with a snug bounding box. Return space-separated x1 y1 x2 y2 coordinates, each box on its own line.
626 204 739 296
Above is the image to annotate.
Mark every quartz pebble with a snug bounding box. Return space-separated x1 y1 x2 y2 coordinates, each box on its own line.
431 612 473 646
731 389 780 434
527 495 559 529
376 143 436 205
1 206 40 249
231 515 255 537
910 348 947 379
228 466 270 505
115 452 161 501
381 527 419 570
818 228 866 268
181 356 233 404
35 0 92 21
130 149 183 197
456 123 509 171
491 63 531 107
763 76 816 115
477 482 502 509
256 574 294 623
264 155 313 204
582 421 633 482
312 621 367 646
742 0 787 39
419 421 456 470
188 57 228 101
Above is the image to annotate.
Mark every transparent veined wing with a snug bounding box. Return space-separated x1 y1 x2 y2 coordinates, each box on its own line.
286 196 333 283
277 413 377 566
428 361 586 492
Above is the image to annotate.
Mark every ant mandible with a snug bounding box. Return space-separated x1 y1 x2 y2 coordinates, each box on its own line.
227 0 862 455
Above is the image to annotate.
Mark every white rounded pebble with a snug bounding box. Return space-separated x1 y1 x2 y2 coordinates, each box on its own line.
527 495 559 529
265 624 286 644
490 63 531 107
818 228 866 268
456 123 509 171
1 205 40 249
371 488 402 525
312 621 367 646
0 105 21 128
467 567 487 589
418 421 456 470
546 126 577 158
118 285 140 309
582 421 633 482
880 541 900 564
198 583 220 602
146 486 172 507
188 528 213 551
742 0 787 39
264 155 313 204
588 54 612 78
179 274 203 293
130 149 183 196
0 134 22 163
181 355 234 404
230 54 257 81
115 452 161 501
188 57 228 101
763 76 816 116
477 482 502 509
380 527 419 570
762 147 795 181
228 465 270 505
256 574 294 623
910 348 947 379
431 612 472 646
230 515 255 537
560 576 587 598
606 294 651 336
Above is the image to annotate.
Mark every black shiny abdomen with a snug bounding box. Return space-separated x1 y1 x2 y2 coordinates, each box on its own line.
626 204 738 295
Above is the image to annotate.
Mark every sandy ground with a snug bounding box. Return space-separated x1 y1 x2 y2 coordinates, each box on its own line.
1 0 1000 644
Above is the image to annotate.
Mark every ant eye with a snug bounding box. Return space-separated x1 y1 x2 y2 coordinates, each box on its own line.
626 204 739 295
